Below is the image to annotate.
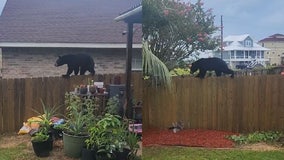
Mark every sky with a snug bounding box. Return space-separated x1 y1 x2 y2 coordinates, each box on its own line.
202 0 284 41
0 0 5 15
0 0 283 41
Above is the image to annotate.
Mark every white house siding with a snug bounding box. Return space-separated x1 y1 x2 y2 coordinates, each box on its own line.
222 50 266 67
216 34 269 69
1 47 141 78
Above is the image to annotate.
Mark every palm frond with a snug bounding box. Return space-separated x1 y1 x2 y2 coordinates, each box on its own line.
142 41 172 89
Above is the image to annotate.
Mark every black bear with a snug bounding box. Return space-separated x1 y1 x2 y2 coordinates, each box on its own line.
55 54 95 77
190 57 234 78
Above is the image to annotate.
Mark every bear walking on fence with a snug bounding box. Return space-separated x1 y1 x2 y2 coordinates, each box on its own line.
55 54 95 77
190 57 234 79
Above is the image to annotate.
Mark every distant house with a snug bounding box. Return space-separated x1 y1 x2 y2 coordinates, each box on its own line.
214 34 269 69
0 0 142 78
258 34 284 66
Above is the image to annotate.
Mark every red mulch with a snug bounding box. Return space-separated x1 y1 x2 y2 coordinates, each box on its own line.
143 128 237 148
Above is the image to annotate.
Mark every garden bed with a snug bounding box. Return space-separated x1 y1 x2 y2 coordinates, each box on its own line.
143 128 236 148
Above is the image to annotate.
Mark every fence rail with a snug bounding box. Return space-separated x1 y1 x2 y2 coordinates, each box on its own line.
143 75 284 133
0 72 143 133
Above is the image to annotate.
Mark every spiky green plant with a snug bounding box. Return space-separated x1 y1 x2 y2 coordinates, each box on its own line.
143 41 172 89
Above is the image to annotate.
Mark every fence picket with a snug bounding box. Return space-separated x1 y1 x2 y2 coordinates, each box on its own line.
1 74 284 133
143 75 284 133
0 73 142 133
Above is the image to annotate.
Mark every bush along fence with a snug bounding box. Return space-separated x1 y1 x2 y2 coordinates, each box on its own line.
143 75 284 133
0 72 143 133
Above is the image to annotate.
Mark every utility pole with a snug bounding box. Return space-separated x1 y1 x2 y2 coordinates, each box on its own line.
220 15 223 59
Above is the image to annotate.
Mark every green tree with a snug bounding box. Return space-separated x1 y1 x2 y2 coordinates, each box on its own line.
143 0 219 70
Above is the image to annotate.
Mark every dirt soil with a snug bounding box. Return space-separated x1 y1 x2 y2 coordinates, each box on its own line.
142 128 282 150
143 128 236 148
237 142 281 151
0 133 142 160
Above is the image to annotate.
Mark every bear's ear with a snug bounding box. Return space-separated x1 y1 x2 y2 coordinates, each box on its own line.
58 55 62 58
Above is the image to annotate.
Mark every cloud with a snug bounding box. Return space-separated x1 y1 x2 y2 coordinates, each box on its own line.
262 13 284 25
202 0 284 40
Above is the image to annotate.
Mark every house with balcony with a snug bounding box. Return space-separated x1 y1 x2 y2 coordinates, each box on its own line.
214 34 269 69
258 34 284 66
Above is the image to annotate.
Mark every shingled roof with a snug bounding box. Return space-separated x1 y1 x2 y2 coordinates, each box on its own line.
0 0 142 48
259 34 284 42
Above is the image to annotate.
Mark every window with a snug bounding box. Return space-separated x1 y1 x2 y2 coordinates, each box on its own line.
256 51 260 58
245 40 252 47
230 51 235 59
132 58 142 71
236 51 244 59
250 51 256 58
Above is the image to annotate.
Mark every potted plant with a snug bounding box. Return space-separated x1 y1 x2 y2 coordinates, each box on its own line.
81 98 120 160
89 85 97 94
105 95 120 116
31 129 51 157
83 113 131 160
115 119 140 160
63 92 100 158
125 132 140 160
51 122 65 140
31 99 61 150
80 84 88 94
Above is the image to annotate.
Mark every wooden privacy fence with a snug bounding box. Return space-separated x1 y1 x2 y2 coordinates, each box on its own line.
0 72 143 133
2 73 283 133
143 75 284 133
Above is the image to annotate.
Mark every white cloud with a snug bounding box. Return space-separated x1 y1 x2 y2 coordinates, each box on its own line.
202 0 284 40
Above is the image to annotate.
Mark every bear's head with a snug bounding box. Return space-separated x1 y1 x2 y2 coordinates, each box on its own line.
190 62 198 74
55 56 65 67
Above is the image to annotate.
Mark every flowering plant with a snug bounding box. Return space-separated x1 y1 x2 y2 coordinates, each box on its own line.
143 0 219 69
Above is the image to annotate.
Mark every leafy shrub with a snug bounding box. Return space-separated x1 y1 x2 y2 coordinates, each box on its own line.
64 93 100 135
229 134 247 145
170 68 190 76
105 95 120 115
228 131 283 145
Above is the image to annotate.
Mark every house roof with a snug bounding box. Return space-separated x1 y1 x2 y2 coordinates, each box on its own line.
0 0 142 48
114 5 142 23
223 34 269 51
224 34 250 42
258 34 284 42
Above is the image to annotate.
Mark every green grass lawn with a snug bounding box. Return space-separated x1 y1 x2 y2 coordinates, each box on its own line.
0 133 142 160
0 143 32 160
1 133 283 160
1 143 284 160
0 133 77 160
143 146 284 160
